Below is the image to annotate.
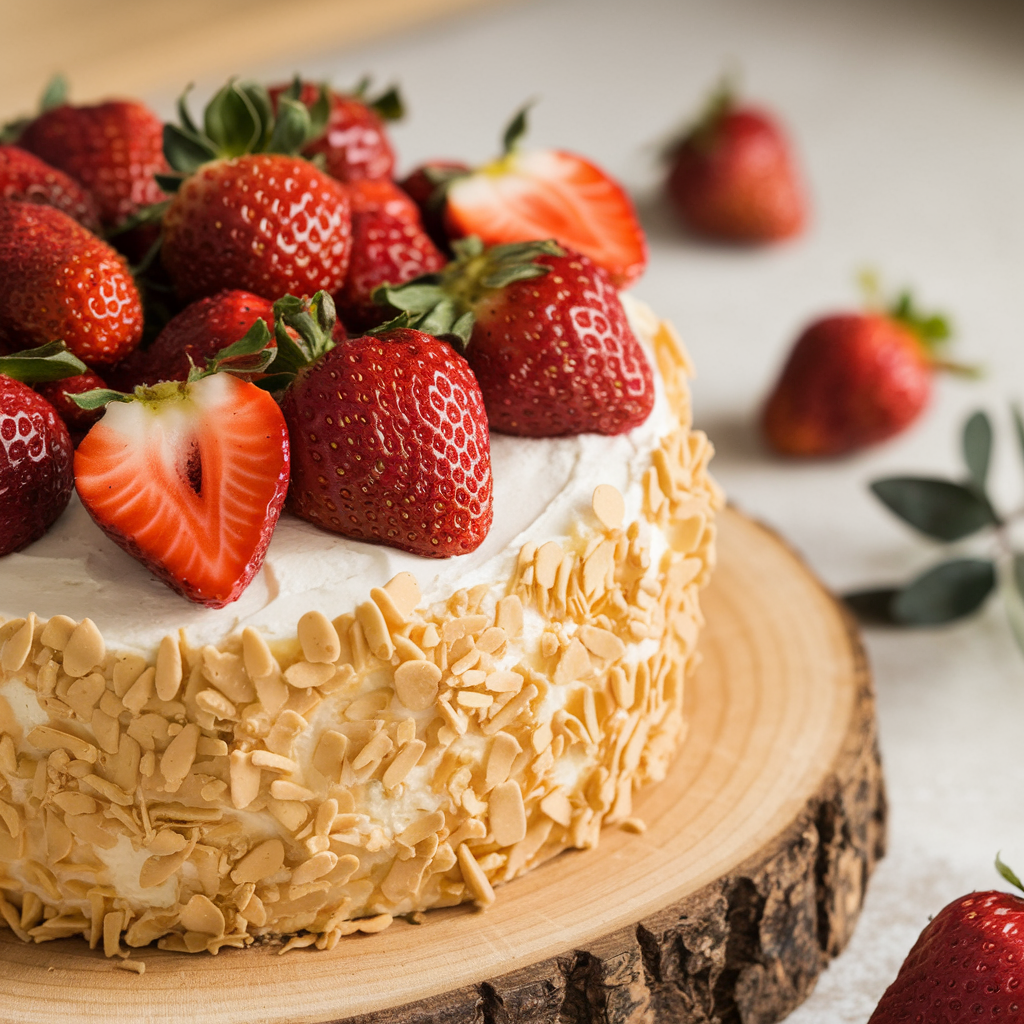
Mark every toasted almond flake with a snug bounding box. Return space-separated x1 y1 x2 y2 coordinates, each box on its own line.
540 789 573 827
459 668 487 688
620 816 647 834
228 751 261 810
201 647 254 704
0 733 16 774
269 779 315 802
356 600 394 661
82 774 133 806
534 542 563 589
532 722 553 754
240 627 276 680
27 725 98 763
121 667 155 716
437 697 468 736
370 586 406 628
115 959 146 974
419 623 440 648
283 661 335 690
179 894 225 935
150 635 181 701
456 691 493 710
250 750 299 774
484 669 523 693
290 850 338 887
484 733 521 791
489 781 527 846
231 838 285 884
356 913 394 934
383 572 420 618
578 625 626 661
0 799 22 838
311 731 347 783
397 810 445 848
442 614 489 644
351 730 393 772
450 648 480 675
196 688 237 719
392 635 426 663
540 632 559 659
102 910 124 958
269 798 308 832
555 638 591 685
382 739 426 791
147 829 187 856
1 615 34 673
297 611 341 664
60 617 104 679
393 660 441 711
52 790 97 815
39 615 76 652
472 627 504 656
457 843 495 907
159 723 199 792
592 484 625 530
90 709 120 755
483 683 538 736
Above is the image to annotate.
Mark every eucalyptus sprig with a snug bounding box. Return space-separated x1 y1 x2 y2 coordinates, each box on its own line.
845 408 1024 650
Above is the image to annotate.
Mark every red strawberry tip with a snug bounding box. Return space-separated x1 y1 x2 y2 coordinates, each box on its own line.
0 340 87 384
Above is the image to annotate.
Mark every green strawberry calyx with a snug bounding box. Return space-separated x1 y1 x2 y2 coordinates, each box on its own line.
255 291 340 390
374 236 565 349
157 76 331 194
0 341 87 384
0 73 69 144
996 852 1024 895
349 76 405 122
661 73 739 162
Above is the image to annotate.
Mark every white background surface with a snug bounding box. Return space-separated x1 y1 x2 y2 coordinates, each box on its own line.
148 1 1024 1017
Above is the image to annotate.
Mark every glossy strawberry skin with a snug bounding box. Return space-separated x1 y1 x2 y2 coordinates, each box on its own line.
281 328 493 557
762 314 931 457
269 82 396 183
445 150 648 288
0 145 100 232
467 251 654 437
0 200 143 366
0 376 74 556
667 107 806 243
335 179 445 331
36 368 107 445
161 155 353 304
108 290 277 390
868 890 1024 1023
17 100 169 229
74 373 290 607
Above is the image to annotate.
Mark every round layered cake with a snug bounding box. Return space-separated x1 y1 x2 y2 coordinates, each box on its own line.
0 297 721 956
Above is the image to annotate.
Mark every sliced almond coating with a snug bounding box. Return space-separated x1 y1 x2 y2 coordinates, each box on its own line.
495 596 523 638
90 710 121 755
475 627 506 655
484 670 523 694
231 839 285 884
102 910 124 958
442 614 489 644
269 780 315 802
290 851 337 887
311 731 347 784
115 960 146 975
392 635 426 662
239 893 267 927
393 661 441 712
196 688 237 720
351 730 392 772
255 671 290 715
457 843 495 907
383 571 421 618
370 586 406 629
490 781 527 846
159 723 199 793
27 725 98 763
229 752 261 810
582 540 615 597
356 913 393 934
356 600 394 661
153 635 182 701
45 810 73 863
179 894 225 935
250 750 298 774
147 830 188 856
201 647 254 704
484 684 538 736
578 625 626 662
52 791 97 815
283 661 335 690
0 733 16 773
1 615 35 673
540 789 573 827
397 810 445 848
242 627 277 680
555 638 591 686
534 542 563 590
382 739 426 791
592 484 625 530
111 653 147 697
121 667 155 716
456 691 492 710
40 615 76 652
0 799 23 838
298 611 341 664
61 617 104 678
82 774 133 806
265 710 307 756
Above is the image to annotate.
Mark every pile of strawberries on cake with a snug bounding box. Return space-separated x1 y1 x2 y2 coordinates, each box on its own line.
0 75 653 608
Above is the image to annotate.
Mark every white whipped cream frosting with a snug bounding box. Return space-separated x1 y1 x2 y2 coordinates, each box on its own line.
0 297 674 656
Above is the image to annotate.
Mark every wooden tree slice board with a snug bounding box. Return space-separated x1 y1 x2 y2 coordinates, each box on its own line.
0 507 886 1024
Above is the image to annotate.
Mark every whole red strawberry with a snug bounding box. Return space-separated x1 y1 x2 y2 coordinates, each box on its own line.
159 80 352 303
398 160 469 253
869 866 1024 1023
763 286 955 457
0 199 143 365
36 367 108 445
665 81 806 243
75 351 289 608
444 108 647 288
0 145 100 231
269 294 492 557
380 240 655 437
269 78 402 182
17 98 169 230
0 343 84 555
335 179 445 331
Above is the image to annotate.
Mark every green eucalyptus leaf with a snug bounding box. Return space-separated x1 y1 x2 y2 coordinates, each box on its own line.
163 124 217 174
996 853 1024 895
871 477 996 541
68 388 134 411
40 74 69 111
890 558 995 625
842 588 898 625
268 96 312 154
962 411 993 489
0 341 87 383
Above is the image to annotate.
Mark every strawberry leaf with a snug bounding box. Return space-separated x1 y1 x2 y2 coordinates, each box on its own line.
890 558 995 625
0 341 87 383
198 319 276 378
502 104 533 156
843 588 899 624
68 388 134 411
963 410 993 490
888 289 952 351
368 85 404 122
163 124 218 175
268 97 312 155
40 74 69 112
996 853 1024 895
871 477 996 541
204 80 265 158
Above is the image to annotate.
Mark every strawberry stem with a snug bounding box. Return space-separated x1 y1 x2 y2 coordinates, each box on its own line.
0 341 87 384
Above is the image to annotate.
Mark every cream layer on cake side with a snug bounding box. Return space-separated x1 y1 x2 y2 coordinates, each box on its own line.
0 299 723 956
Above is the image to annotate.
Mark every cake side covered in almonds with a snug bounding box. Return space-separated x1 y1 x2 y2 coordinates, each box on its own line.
0 312 721 956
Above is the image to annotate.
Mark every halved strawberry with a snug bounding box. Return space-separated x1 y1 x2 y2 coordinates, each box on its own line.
444 109 647 288
74 368 289 608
